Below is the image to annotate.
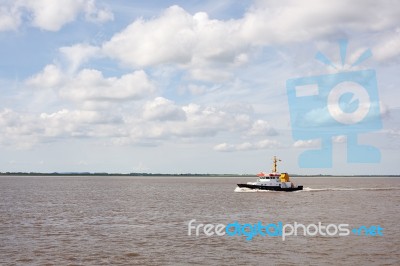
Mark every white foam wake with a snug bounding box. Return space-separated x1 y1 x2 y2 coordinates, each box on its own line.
234 187 275 193
302 187 400 192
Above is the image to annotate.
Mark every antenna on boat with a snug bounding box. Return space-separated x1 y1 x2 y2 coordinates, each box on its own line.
272 156 281 173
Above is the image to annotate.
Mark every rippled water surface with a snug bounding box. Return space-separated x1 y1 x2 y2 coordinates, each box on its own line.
1 176 399 265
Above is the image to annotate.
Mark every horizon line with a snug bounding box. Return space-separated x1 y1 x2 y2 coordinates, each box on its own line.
0 172 399 177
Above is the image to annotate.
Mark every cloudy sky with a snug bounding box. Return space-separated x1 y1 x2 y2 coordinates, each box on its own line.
0 0 399 175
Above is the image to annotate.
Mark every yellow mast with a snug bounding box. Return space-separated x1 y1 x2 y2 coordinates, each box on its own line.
272 156 281 173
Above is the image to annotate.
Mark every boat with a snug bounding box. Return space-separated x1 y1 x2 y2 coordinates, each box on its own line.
237 156 303 192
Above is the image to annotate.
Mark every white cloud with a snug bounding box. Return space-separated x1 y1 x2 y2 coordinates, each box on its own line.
233 53 249 66
0 4 21 31
102 5 246 69
101 1 400 72
102 6 195 67
373 31 400 62
84 0 114 23
0 109 40 148
39 109 122 137
180 105 251 136
27 66 154 103
8 62 275 148
0 0 113 32
0 107 125 148
60 69 154 102
26 64 256 145
293 135 353 147
26 64 64 88
113 103 256 145
214 139 280 152
241 0 400 45
142 97 186 121
4 2 399 156
247 119 277 136
293 139 319 148
59 44 100 72
25 64 157 117
22 0 88 31
214 142 236 152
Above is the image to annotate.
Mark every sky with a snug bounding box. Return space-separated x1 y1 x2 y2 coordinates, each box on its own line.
0 0 399 175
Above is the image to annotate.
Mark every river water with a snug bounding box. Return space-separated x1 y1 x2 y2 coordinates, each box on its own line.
0 176 399 265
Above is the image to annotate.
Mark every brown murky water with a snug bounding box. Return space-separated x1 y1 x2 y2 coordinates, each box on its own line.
0 176 399 265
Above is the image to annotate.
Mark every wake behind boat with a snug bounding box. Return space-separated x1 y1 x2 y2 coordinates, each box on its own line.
237 156 303 192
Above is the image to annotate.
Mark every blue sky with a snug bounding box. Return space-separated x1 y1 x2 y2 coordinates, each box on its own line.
0 0 399 175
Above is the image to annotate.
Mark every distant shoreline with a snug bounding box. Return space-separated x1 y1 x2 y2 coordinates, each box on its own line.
0 172 399 177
